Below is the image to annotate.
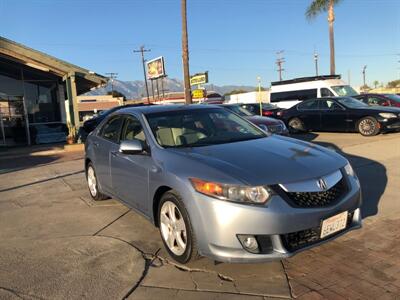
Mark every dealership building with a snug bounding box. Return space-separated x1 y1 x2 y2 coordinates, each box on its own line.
0 36 107 146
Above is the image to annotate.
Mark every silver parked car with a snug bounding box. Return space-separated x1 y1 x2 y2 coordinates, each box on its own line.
85 105 362 264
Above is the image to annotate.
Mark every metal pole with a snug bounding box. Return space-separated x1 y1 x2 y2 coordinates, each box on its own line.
161 76 165 101
151 79 155 102
314 52 319 76
156 78 160 101
362 65 367 87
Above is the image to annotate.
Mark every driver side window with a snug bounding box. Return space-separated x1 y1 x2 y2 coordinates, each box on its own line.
100 116 123 143
121 116 146 142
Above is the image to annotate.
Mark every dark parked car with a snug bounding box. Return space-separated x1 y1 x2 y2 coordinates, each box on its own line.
219 104 289 135
239 103 283 118
354 93 400 108
78 103 153 142
280 97 400 136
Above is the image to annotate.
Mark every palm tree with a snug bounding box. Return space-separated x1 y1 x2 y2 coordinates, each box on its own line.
181 0 192 104
306 0 342 75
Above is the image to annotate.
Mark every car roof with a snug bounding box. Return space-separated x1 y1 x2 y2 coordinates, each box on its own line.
117 104 221 115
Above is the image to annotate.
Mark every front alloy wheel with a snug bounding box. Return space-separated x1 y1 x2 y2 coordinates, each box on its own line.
160 201 187 256
358 117 380 136
86 163 108 200
158 191 199 264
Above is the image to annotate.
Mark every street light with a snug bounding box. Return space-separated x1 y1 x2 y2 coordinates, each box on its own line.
362 65 367 90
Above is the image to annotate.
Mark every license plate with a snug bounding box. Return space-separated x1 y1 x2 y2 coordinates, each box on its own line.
320 211 348 239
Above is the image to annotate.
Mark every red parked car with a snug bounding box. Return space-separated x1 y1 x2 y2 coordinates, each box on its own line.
354 93 400 108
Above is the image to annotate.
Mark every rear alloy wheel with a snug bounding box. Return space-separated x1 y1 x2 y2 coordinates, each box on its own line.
158 191 199 264
358 117 380 136
288 118 306 133
86 163 108 200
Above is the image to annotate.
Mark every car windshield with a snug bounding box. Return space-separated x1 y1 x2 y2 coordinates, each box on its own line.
331 85 358 97
385 94 400 103
337 97 369 108
145 108 266 148
224 105 253 116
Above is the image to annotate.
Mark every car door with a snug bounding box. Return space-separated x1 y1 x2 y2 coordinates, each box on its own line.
319 99 348 131
94 115 124 194
110 115 152 214
296 99 321 130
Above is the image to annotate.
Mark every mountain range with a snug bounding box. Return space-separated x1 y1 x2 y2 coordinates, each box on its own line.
87 78 256 99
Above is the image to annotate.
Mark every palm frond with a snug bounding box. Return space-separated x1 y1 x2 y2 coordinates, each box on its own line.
306 0 342 20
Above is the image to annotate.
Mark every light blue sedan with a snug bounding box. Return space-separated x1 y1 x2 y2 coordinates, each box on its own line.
85 105 362 264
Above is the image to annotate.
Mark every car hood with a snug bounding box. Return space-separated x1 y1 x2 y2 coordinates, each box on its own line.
245 115 281 125
169 136 347 186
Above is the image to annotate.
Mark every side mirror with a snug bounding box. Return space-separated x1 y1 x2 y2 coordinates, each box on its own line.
258 124 269 133
119 140 143 155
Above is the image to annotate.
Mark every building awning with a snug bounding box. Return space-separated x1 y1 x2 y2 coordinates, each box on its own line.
0 36 108 94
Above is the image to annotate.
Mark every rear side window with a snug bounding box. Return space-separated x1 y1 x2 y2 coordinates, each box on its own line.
297 99 319 110
271 89 318 102
100 116 123 143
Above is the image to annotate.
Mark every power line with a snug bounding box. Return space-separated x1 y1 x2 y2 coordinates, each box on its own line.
276 50 285 81
133 46 151 103
105 72 118 95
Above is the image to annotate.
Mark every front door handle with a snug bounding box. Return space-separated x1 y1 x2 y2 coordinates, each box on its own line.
93 142 99 147
111 151 118 157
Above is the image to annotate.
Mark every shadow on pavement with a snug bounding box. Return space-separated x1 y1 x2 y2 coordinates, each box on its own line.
293 132 387 218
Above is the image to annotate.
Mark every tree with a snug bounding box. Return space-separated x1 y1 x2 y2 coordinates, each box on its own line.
306 0 342 75
373 80 379 89
181 0 192 104
387 79 400 88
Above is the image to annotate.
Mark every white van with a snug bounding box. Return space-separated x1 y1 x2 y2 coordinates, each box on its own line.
270 75 358 109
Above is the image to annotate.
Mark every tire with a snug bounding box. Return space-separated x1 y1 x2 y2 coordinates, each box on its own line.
357 117 380 136
288 117 306 133
86 162 108 200
158 190 199 264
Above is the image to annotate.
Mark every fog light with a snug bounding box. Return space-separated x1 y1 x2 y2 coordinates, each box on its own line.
237 235 259 253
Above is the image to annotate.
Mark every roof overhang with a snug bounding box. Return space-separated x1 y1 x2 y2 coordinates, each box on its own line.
0 36 108 94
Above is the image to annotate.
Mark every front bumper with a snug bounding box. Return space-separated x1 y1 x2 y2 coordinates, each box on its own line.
379 117 400 131
190 175 362 263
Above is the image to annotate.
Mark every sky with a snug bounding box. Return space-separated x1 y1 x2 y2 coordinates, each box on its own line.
1 0 399 88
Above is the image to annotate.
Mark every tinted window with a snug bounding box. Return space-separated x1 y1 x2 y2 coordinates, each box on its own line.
320 88 334 97
337 97 368 108
100 116 123 143
297 99 319 110
271 89 318 102
121 116 146 142
384 94 400 103
319 99 343 110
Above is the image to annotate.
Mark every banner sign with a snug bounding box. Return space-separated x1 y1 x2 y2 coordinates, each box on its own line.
190 72 208 86
146 56 165 79
192 89 206 99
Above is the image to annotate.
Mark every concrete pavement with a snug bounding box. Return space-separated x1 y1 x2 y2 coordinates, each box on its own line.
0 132 399 299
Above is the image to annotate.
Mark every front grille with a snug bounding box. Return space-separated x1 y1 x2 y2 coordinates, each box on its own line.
268 124 283 133
282 212 354 252
285 177 347 208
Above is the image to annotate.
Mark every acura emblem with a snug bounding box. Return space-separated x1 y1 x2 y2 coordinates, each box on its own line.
317 178 328 191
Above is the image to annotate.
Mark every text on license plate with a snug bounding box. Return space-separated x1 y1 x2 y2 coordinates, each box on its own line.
320 211 348 239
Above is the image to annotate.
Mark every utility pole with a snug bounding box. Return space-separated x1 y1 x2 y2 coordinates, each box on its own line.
181 0 192 104
348 69 351 85
105 72 118 96
257 76 262 116
133 46 151 103
362 65 367 88
313 51 319 76
276 50 285 81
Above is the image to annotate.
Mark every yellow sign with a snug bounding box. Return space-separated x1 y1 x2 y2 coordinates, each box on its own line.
192 89 206 99
190 72 208 86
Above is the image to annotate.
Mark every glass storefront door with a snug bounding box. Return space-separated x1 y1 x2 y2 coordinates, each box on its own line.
0 96 28 145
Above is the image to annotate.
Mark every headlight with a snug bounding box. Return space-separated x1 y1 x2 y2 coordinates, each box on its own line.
379 112 397 119
189 178 273 204
344 162 356 177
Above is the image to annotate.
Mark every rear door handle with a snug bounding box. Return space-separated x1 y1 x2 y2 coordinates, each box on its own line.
111 151 118 157
93 142 99 147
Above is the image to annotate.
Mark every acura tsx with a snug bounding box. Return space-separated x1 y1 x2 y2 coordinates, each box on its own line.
85 105 362 263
